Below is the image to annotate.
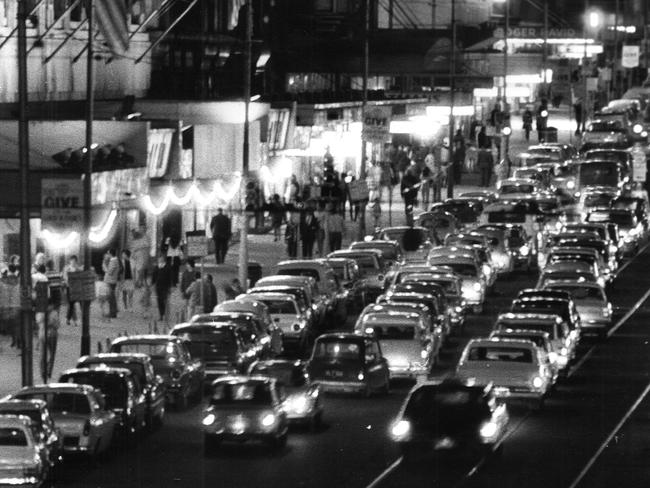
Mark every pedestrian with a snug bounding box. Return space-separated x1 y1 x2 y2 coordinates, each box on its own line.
268 194 285 242
31 264 49 352
41 295 59 382
314 202 327 256
371 198 382 229
179 258 196 320
151 256 172 322
285 214 299 258
400 166 420 226
102 248 120 318
7 255 19 277
130 227 150 288
63 255 81 326
477 125 488 149
210 208 232 265
422 149 435 206
325 206 345 252
338 171 350 218
183 272 203 319
223 278 243 301
522 107 533 141
300 210 320 258
164 237 182 286
285 174 300 205
453 129 465 185
477 146 494 187
205 274 218 313
120 249 135 312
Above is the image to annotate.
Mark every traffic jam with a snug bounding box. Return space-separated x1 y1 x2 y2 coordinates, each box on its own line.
0 98 649 487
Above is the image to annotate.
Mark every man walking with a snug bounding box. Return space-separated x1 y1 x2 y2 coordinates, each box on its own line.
210 208 232 264
325 206 345 252
400 166 420 226
300 210 319 258
477 147 494 187
102 248 120 318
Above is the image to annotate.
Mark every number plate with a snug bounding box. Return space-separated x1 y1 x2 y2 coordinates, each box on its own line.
325 370 344 378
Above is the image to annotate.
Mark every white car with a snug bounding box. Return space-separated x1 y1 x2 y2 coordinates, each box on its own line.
429 255 486 313
0 415 50 487
456 338 553 409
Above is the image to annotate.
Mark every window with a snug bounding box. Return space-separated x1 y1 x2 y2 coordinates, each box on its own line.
314 340 360 360
0 428 28 446
468 347 533 363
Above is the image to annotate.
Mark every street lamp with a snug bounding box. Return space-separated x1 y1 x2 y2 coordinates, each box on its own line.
582 7 602 133
494 0 509 115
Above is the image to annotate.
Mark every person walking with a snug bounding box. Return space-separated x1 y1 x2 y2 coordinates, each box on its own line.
477 125 488 150
522 107 533 141
164 237 182 287
210 208 232 265
285 214 299 258
477 146 494 187
179 258 196 320
102 248 120 318
325 206 345 252
151 256 173 322
183 272 203 318
400 166 420 226
205 275 218 313
63 255 81 326
268 194 285 242
300 210 319 258
31 265 49 352
452 129 466 185
120 249 135 312
314 203 327 256
285 174 300 205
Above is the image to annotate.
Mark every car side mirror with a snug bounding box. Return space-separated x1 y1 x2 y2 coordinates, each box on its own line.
155 374 164 385
365 353 376 363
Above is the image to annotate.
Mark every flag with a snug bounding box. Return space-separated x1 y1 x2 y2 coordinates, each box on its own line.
94 0 129 55
229 0 246 30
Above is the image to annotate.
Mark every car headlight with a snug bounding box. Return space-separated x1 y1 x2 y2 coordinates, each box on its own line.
420 349 429 359
566 180 575 190
532 376 544 388
390 419 411 440
202 413 216 426
285 394 309 415
602 306 611 317
482 264 491 276
454 305 463 313
520 244 530 256
473 282 482 292
479 421 498 439
261 413 277 427
560 347 568 356
357 372 365 381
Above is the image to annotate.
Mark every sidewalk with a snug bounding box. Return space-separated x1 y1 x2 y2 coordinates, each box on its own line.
0 106 577 397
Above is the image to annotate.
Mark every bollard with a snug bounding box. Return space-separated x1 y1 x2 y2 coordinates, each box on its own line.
97 341 102 353
105 338 111 352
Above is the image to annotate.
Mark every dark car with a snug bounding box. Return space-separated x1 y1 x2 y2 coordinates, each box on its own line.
510 297 582 348
0 399 63 469
109 335 205 409
59 367 147 435
76 353 166 428
389 379 509 460
306 333 390 397
516 288 572 302
171 323 256 382
430 199 482 226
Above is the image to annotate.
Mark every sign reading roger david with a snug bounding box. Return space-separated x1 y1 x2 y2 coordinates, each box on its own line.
41 178 84 232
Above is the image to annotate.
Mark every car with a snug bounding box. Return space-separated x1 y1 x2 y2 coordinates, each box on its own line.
319 257 363 313
11 384 117 457
526 143 578 166
414 212 462 244
576 160 624 194
384 263 455 290
544 247 608 283
109 334 205 409
248 360 324 431
501 224 537 271
496 178 543 199
0 399 63 470
254 274 326 328
213 299 283 355
376 225 438 263
355 310 441 380
516 288 572 302
561 222 621 263
478 202 546 255
59 367 147 435
201 376 289 452
457 190 498 205
550 162 578 195
389 379 509 459
577 188 620 213
429 199 482 228
349 239 403 268
276 260 345 322
376 291 447 335
510 295 582 349
399 272 466 330
455 338 552 409
494 313 574 371
580 120 631 151
357 303 434 336
171 322 256 382
612 195 649 230
429 245 495 289
512 166 553 188
472 225 515 275
0 415 51 487
584 148 632 178
547 235 616 279
428 255 486 313
306 333 390 396
542 280 613 338
386 281 453 335
240 292 314 351
76 353 166 428
327 249 387 305
587 208 644 256
489 329 559 385
536 261 604 289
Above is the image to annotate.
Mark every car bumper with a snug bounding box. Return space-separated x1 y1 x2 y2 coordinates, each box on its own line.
318 380 366 394
493 386 546 400
205 368 240 382
580 319 611 331
285 407 322 422
388 365 428 379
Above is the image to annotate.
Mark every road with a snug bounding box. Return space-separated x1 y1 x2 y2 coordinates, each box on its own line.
50 245 650 488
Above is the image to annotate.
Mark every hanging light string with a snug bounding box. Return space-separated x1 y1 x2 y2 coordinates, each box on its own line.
141 175 242 216
40 206 119 249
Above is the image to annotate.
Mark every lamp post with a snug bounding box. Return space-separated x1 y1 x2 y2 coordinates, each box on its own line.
447 0 455 199
583 7 602 132
494 0 509 158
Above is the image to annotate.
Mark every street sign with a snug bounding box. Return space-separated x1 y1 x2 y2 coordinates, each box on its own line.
632 146 647 182
41 178 84 232
186 230 208 258
362 106 391 143
622 45 640 68
67 270 96 302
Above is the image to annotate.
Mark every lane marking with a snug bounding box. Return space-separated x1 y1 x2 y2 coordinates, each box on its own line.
567 381 650 488
365 456 402 488
614 241 650 277
607 286 650 338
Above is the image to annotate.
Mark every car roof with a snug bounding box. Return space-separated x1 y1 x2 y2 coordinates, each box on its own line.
111 334 179 345
329 249 383 258
60 366 133 379
466 337 538 349
257 275 315 284
172 322 237 333
17 383 95 395
78 353 150 363
211 375 275 386
350 240 400 249
497 312 563 323
242 293 298 302
0 415 32 429
543 279 602 289
0 399 48 411
316 332 366 342
492 329 550 339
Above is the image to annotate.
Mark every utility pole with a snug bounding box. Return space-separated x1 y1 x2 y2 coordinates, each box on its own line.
542 0 548 95
614 0 619 98
18 0 33 386
447 0 455 199
81 0 94 356
358 0 370 239
238 0 253 290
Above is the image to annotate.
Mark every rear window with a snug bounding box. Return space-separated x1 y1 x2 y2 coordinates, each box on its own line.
467 346 533 363
500 184 535 194
260 300 298 315
113 342 173 359
588 211 634 227
84 361 146 385
279 268 320 281
210 382 272 406
579 163 620 187
0 428 28 446
313 340 361 360
371 325 419 340
547 286 604 301
60 374 127 410
17 392 91 415
487 211 526 224
495 334 546 349
249 364 305 387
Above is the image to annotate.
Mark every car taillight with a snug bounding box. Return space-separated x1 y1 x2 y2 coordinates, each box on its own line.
83 420 91 436
171 369 182 380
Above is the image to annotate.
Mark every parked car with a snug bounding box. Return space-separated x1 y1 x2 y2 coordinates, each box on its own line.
306 333 390 396
319 257 363 313
429 255 486 313
0 399 63 470
202 376 289 452
11 384 117 457
254 274 324 327
59 367 147 435
376 225 439 263
76 353 166 428
0 415 51 486
389 379 509 459
455 338 552 409
327 249 387 305
248 360 324 431
349 240 403 268
214 299 283 354
109 334 205 409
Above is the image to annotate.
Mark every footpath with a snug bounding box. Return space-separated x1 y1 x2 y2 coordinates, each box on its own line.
0 107 575 397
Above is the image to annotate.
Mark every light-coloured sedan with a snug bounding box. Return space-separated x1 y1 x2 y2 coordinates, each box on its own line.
429 255 486 313
0 415 50 487
456 338 553 409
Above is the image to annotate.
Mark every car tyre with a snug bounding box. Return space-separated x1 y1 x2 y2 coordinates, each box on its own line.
381 374 391 395
271 432 287 451
204 434 221 454
310 412 323 433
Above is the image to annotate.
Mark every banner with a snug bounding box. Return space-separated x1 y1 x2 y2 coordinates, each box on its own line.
622 45 640 68
362 107 391 143
41 178 84 232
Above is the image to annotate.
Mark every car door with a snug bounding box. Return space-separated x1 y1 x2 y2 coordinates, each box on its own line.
364 339 387 388
144 362 166 418
126 377 147 430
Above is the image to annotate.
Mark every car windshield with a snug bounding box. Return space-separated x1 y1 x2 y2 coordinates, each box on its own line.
467 346 533 363
113 342 173 359
313 340 361 360
259 300 298 315
588 121 624 132
353 244 398 261
210 382 272 406
495 334 546 349
60 374 127 410
17 392 91 415
174 328 239 360
554 165 577 177
588 211 634 227
497 321 556 338
438 203 477 223
512 301 569 322
279 268 320 281
542 271 595 282
0 428 28 446
579 163 620 187
432 262 477 277
487 211 526 224
347 255 378 271
371 324 419 340
404 387 486 423
500 184 535 194
249 363 306 387
547 286 604 301
85 361 146 386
